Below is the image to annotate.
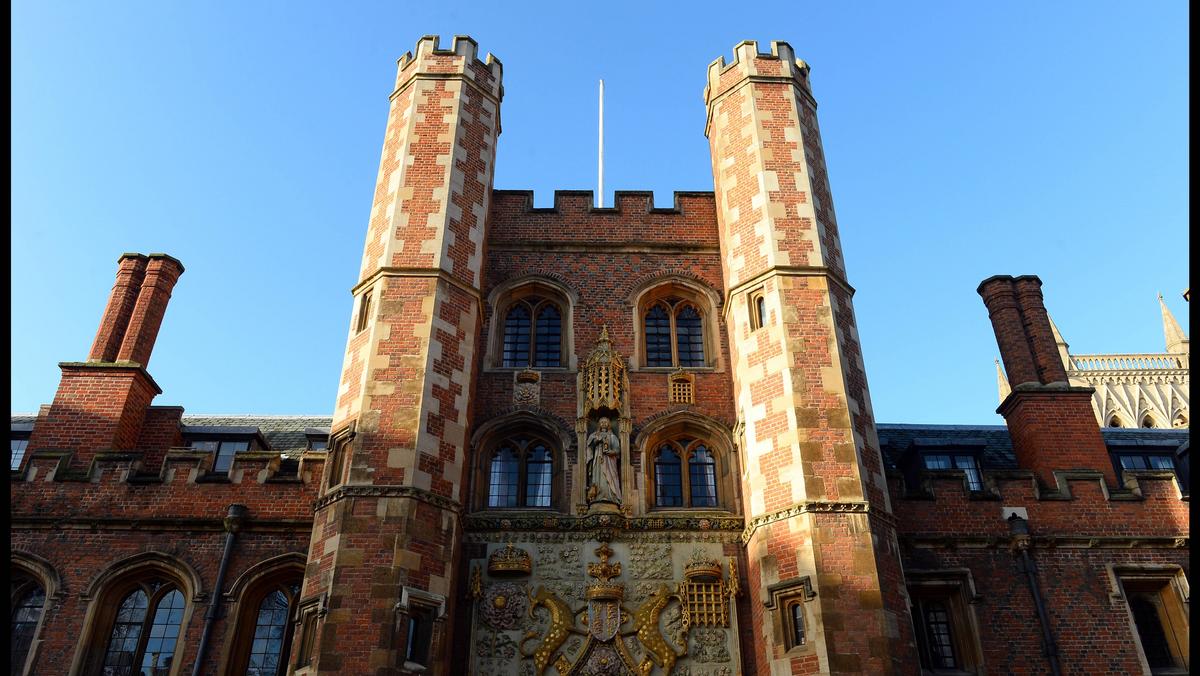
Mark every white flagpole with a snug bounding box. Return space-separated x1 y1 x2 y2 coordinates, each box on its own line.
598 79 604 208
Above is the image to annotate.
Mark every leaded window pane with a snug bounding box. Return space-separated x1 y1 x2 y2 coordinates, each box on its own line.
534 305 561 367
654 446 683 507
525 444 553 507
952 455 983 491
688 446 718 507
675 306 705 367
141 589 184 676
214 441 250 473
246 590 291 676
488 447 520 508
502 305 532 367
10 583 45 673
11 438 29 470
1148 455 1175 471
645 306 672 367
103 590 150 675
923 455 951 470
922 600 957 669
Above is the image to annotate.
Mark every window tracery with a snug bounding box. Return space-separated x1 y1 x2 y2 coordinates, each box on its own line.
486 435 556 509
491 279 574 370
10 577 46 675
500 296 565 367
643 299 707 368
652 438 719 508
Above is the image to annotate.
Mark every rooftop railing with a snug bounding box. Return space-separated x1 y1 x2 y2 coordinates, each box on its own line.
1069 353 1189 371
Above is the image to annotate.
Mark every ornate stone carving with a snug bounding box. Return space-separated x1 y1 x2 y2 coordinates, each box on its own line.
482 582 530 630
582 326 625 414
630 543 674 580
689 628 731 663
586 417 623 506
514 369 541 407
489 543 533 576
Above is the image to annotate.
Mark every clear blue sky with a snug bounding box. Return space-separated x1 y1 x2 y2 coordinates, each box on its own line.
12 1 1189 423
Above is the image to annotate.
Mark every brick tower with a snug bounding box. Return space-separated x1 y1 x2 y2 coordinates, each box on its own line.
705 41 916 673
299 36 502 674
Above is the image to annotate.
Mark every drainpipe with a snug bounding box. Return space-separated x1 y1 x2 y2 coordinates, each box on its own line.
1007 513 1062 676
192 504 247 676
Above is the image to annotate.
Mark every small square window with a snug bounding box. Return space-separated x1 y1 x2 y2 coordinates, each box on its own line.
397 587 445 672
765 577 816 653
356 289 374 334
748 290 767 332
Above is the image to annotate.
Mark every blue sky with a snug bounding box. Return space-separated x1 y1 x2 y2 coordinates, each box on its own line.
11 1 1188 423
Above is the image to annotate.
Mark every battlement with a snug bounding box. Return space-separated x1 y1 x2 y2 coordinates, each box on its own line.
888 468 1188 539
394 34 503 100
704 39 811 106
487 190 719 248
12 449 328 492
492 189 714 216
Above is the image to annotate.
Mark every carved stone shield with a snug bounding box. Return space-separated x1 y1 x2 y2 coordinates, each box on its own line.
587 598 622 642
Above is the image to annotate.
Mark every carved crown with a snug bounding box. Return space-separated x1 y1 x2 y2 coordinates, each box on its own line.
487 543 532 576
684 550 722 583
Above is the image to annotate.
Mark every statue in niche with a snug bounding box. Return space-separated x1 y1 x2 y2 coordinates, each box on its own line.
586 416 622 506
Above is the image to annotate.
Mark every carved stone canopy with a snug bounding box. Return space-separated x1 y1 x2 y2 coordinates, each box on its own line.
582 326 625 415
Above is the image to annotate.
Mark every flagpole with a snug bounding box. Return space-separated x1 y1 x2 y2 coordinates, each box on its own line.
598 79 604 208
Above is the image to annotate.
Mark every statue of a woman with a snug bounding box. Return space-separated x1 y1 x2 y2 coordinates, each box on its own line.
585 417 622 505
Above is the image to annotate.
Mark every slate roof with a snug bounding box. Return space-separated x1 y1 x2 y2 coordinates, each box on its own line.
9 413 332 454
9 414 1187 465
877 422 1190 470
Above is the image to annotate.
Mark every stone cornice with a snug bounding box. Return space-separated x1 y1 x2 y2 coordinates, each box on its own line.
57 361 163 394
463 511 743 534
722 266 855 322
314 484 463 514
10 516 312 533
486 241 721 255
903 534 1189 550
391 70 502 105
350 266 482 302
741 500 893 544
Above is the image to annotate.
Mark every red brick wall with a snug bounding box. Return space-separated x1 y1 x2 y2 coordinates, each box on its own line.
892 471 1189 674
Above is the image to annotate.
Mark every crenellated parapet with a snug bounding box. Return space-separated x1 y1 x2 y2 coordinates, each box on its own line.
394 34 503 102
888 468 1188 540
491 189 715 216
486 190 721 249
703 40 811 135
10 449 325 524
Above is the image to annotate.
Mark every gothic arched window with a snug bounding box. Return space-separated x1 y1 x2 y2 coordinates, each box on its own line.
502 297 564 368
652 439 719 508
10 577 46 674
100 582 186 676
486 437 555 509
240 583 300 676
642 299 708 368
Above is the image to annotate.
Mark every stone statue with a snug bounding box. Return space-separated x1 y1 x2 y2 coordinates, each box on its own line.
585 416 622 505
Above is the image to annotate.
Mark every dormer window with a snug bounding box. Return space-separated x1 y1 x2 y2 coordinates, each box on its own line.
922 452 983 492
182 425 266 474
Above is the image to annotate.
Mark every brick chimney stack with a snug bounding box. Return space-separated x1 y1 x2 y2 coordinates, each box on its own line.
25 253 184 466
978 275 1117 487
